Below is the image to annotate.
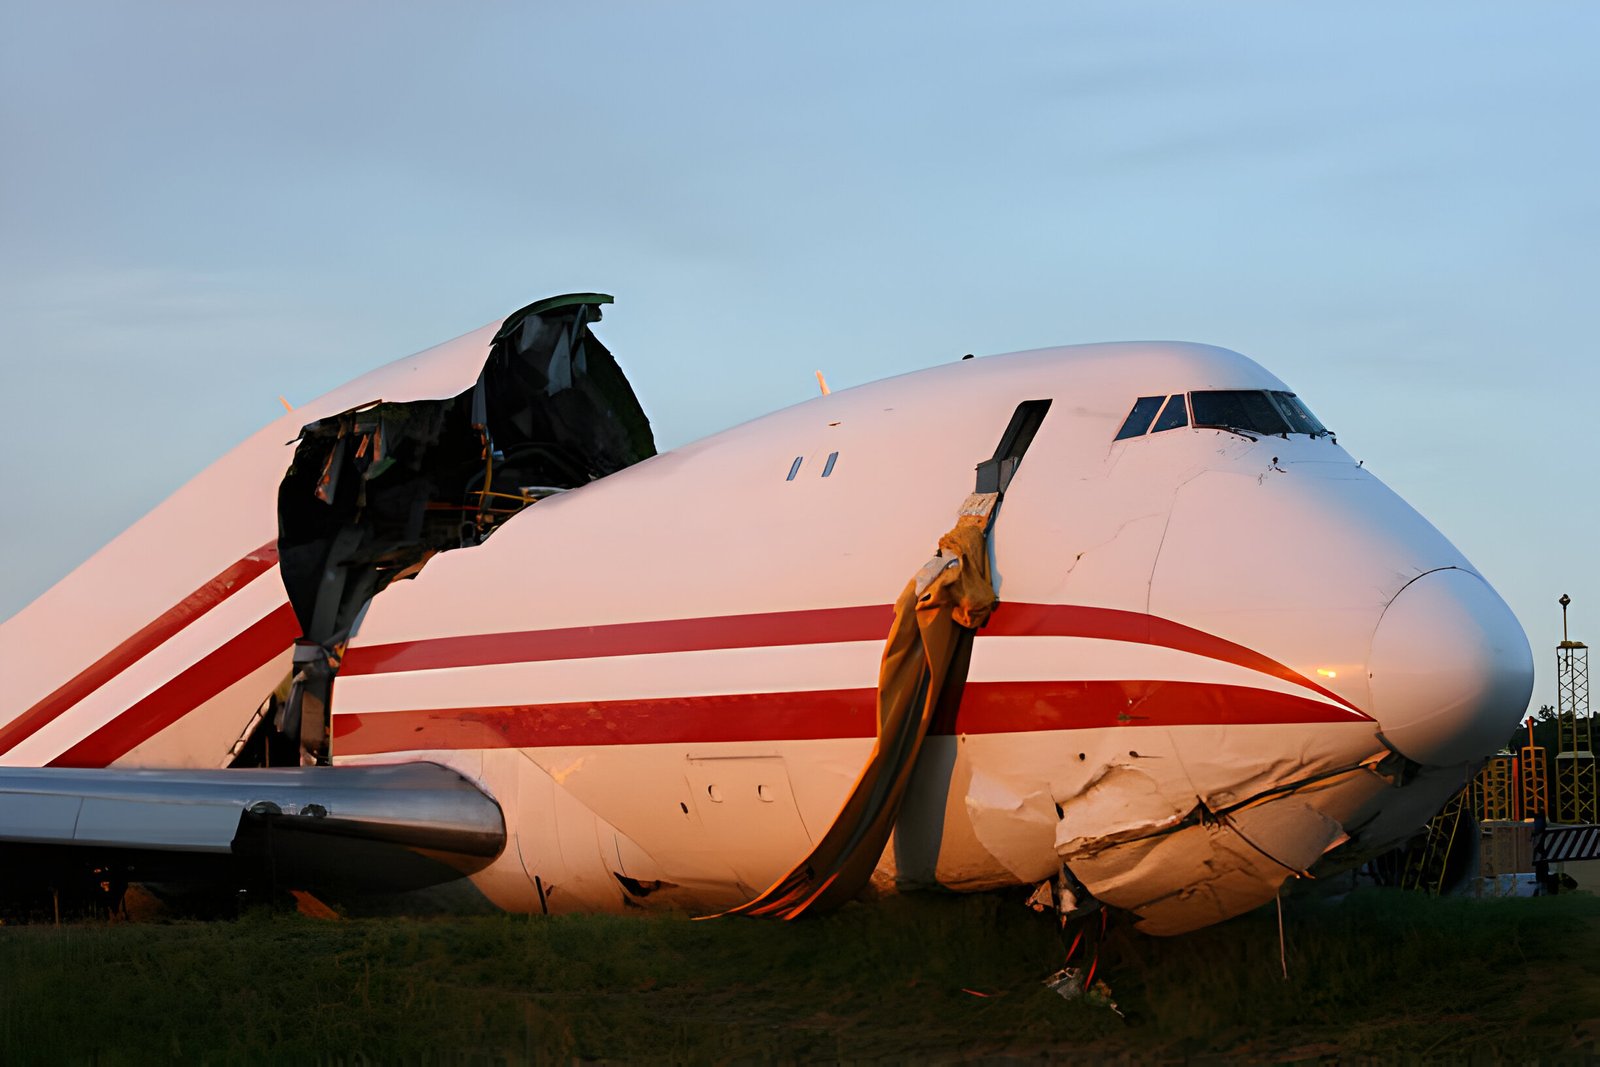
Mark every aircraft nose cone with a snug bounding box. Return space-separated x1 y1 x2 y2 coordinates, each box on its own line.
1368 568 1533 767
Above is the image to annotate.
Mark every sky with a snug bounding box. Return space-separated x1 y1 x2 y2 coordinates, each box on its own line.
2 2 1595 714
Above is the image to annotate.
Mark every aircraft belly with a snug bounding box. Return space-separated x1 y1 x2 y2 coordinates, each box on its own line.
511 738 870 907
338 717 1395 922
1055 754 1461 937
918 720 1393 932
1062 792 1349 936
681 753 814 896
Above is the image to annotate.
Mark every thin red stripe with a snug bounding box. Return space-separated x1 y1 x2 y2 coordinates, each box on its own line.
48 603 300 768
330 679 1361 757
341 604 896 676
44 594 1364 767
340 600 1357 713
0 543 280 757
985 603 1361 713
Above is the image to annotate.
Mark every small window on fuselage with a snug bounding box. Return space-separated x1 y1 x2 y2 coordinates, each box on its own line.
1114 396 1165 440
1151 394 1188 433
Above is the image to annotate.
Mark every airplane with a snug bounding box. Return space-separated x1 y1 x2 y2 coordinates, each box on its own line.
0 293 1535 935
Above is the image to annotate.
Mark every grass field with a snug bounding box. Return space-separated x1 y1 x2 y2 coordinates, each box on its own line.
2 889 1598 1064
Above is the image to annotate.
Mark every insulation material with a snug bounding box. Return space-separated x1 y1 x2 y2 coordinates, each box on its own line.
721 495 998 918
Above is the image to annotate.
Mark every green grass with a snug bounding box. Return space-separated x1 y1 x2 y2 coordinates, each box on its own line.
2 890 1598 1064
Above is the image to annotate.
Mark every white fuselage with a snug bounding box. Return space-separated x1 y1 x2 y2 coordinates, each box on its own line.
0 335 1533 934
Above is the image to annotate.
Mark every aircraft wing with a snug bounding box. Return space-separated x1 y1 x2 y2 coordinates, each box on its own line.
0 761 505 896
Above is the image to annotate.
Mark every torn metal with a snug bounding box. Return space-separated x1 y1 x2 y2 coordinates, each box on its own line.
1050 751 1410 935
243 294 655 766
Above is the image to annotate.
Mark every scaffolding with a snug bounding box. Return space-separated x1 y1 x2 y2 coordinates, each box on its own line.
1520 738 1549 822
1474 755 1514 822
1555 595 1597 824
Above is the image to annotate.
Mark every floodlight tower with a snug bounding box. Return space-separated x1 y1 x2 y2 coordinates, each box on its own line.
1554 595 1596 824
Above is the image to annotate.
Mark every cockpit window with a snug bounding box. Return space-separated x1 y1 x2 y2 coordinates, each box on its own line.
1117 389 1330 443
1151 394 1188 433
1270 391 1328 436
1187 390 1331 437
1190 390 1292 436
1114 396 1165 440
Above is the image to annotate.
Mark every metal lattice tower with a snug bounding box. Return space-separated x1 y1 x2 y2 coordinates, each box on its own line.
1555 594 1597 824
1475 755 1514 822
1520 737 1549 821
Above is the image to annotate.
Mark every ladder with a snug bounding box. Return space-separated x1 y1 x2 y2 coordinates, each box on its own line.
1401 789 1469 895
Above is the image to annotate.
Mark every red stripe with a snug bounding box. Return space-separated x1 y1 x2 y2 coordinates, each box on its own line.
47 603 300 768
40 592 1363 766
341 600 1359 714
330 679 1362 757
341 604 896 676
957 679 1360 732
0 543 281 757
984 603 1361 713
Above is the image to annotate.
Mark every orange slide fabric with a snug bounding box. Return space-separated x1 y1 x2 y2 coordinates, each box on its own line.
721 498 998 919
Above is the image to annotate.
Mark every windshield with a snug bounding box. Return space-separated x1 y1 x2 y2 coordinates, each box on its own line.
1114 396 1166 440
1115 389 1331 442
1189 390 1329 437
1270 392 1328 435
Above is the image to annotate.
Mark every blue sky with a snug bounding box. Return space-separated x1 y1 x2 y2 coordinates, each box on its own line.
2 2 1595 713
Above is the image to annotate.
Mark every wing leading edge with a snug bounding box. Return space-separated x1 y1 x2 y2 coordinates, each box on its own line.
0 761 505 898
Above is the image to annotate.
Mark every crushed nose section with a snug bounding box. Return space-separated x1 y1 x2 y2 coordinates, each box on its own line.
243 295 655 766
